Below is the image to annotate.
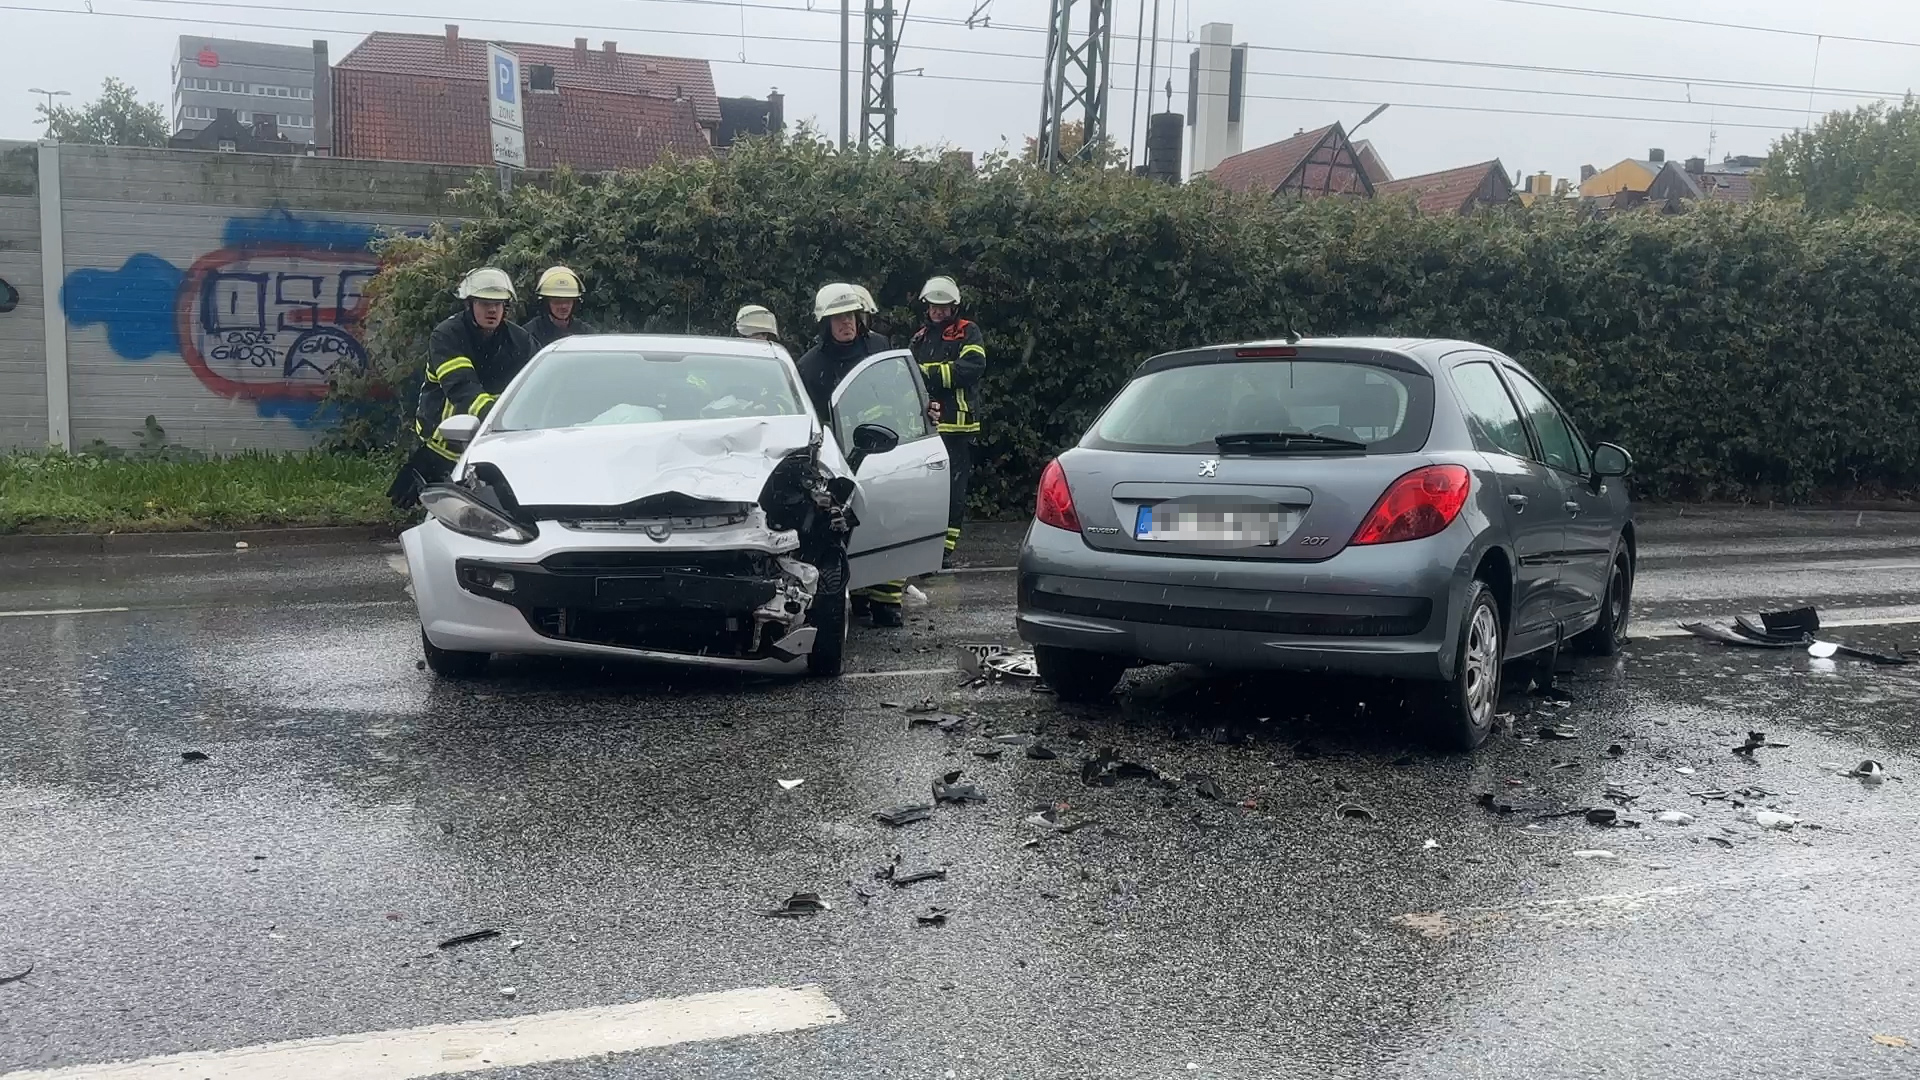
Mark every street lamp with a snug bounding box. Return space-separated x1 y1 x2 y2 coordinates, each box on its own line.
1349 103 1390 136
29 87 70 137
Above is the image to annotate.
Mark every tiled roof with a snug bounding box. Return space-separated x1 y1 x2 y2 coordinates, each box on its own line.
1376 160 1509 214
1352 139 1393 184
333 69 711 171
1205 125 1337 195
338 31 720 126
1701 172 1756 203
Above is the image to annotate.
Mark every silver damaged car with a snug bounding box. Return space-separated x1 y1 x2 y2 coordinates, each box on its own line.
1015 338 1635 750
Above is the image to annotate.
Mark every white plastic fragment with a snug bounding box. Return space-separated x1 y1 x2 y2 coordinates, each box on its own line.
234 541 249 550
1422 838 1440 850
507 939 524 952
499 987 517 999
1676 767 1696 776
1654 811 1696 825
1569 850 1617 860
1808 640 1839 659
777 779 806 791
903 584 929 608
1744 810 1798 830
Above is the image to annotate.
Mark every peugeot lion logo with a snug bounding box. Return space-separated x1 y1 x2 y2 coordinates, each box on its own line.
1198 459 1219 477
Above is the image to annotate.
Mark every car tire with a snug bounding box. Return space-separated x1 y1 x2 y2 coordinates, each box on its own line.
1034 645 1127 703
421 628 489 678
1418 580 1503 751
1574 547 1632 656
805 552 850 678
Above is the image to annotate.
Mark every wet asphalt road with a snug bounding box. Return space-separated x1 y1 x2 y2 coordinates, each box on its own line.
1 510 1917 1079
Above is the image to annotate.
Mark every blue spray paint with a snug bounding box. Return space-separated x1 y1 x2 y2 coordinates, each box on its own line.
61 253 187 359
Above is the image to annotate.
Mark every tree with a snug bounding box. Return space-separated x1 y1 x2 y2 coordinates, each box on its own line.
1766 96 1920 216
37 78 168 147
1021 120 1130 170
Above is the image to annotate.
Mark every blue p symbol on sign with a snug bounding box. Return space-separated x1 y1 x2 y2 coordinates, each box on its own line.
494 56 516 103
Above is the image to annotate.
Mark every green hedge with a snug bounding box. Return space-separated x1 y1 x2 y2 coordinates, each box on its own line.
336 136 1920 512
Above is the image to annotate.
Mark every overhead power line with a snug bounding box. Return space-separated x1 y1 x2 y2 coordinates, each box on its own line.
1483 0 1920 50
0 0 1859 135
88 0 1920 112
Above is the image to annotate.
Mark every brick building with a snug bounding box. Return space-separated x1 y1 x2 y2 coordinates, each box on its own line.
331 27 719 170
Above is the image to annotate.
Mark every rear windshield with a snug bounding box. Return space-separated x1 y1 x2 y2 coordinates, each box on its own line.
492 350 804 432
1084 358 1434 454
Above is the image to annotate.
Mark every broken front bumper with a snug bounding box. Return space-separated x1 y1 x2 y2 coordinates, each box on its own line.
405 516 821 672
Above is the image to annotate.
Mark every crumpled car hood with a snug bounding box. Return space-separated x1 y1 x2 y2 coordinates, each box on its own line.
463 414 822 507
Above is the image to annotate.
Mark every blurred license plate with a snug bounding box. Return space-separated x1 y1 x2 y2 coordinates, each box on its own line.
1134 504 1283 545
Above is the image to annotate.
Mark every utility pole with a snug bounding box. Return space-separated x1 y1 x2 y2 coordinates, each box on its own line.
1036 0 1114 170
862 0 898 149
839 0 851 150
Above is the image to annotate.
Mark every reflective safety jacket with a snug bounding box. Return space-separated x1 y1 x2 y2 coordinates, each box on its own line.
414 310 535 461
524 311 597 353
910 317 986 434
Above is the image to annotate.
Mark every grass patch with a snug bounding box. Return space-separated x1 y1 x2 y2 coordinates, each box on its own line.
0 451 405 534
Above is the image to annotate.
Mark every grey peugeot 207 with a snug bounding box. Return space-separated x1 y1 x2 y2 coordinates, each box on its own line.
1015 337 1635 750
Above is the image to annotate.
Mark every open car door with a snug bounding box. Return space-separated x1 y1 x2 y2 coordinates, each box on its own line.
830 350 950 589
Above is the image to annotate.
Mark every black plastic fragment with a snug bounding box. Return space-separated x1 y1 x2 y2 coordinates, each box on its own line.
1585 807 1618 826
874 803 935 827
1762 606 1821 636
1681 621 1795 649
909 714 966 732
1337 803 1376 821
1476 792 1516 815
761 892 830 918
932 772 987 804
1191 775 1225 801
890 868 947 888
1539 725 1578 740
437 929 503 949
0 965 30 986
916 908 950 926
972 747 1005 761
180 751 210 763
1026 743 1058 761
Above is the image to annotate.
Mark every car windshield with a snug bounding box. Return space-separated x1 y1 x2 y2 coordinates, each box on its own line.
491 349 804 432
1084 358 1434 454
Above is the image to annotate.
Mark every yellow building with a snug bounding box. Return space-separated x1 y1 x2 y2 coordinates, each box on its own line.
1517 171 1574 207
1579 149 1669 198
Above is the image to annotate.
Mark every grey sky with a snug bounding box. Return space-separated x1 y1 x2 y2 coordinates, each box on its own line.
5 0 1919 183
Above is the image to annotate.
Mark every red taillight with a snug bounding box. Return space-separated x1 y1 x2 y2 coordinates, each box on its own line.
1035 458 1082 532
1351 465 1472 545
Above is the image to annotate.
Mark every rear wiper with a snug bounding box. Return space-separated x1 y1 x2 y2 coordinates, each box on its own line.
1214 430 1367 452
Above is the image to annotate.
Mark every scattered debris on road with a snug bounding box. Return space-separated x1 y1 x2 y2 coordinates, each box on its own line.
1476 793 1516 815
1732 731 1790 756
180 751 210 763
1539 725 1578 740
889 868 947 888
932 770 987 804
982 651 1040 681
909 714 966 733
972 746 1005 760
777 778 806 791
437 929 503 950
0 965 31 986
499 986 517 999
1191 775 1225 801
507 939 524 952
874 804 935 828
916 908 951 926
1655 811 1697 825
1026 743 1058 761
761 892 831 918
1568 849 1617 860
1871 1035 1910 1049
1337 803 1377 822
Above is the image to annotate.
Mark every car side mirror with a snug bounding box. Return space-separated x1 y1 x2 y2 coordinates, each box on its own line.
1592 443 1632 479
847 423 899 473
436 413 482 449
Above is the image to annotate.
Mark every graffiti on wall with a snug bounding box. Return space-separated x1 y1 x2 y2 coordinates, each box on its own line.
62 208 392 426
0 275 17 314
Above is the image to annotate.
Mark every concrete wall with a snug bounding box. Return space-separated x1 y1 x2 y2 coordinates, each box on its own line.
0 142 45 448
0 142 481 452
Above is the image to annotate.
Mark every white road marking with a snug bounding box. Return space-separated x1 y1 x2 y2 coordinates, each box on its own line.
0 607 132 619
844 667 959 679
0 984 845 1080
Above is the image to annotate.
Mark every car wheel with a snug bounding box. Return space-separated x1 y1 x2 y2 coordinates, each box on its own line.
421 628 489 678
805 552 850 678
1034 645 1127 703
1419 580 1502 751
1575 547 1632 656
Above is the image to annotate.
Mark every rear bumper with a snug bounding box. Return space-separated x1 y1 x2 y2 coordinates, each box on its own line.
1015 520 1482 681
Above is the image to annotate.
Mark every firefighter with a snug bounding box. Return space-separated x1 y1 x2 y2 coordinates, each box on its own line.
385 267 535 508
794 282 909 626
910 275 986 568
524 265 595 351
735 304 780 343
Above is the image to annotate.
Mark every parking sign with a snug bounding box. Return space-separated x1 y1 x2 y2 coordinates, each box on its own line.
485 43 523 169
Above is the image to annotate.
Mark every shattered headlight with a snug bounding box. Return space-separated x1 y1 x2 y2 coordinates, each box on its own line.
420 486 538 544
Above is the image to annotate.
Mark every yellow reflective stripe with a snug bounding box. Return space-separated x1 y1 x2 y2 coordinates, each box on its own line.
429 356 474 382
424 438 462 461
939 362 955 388
958 344 985 361
470 393 497 415
441 399 456 422
937 422 981 434
955 388 969 416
